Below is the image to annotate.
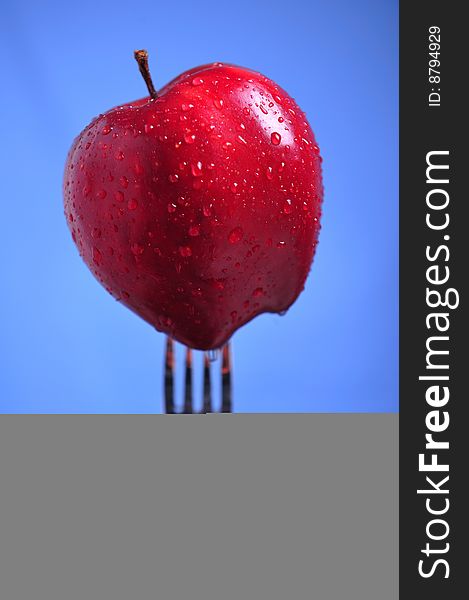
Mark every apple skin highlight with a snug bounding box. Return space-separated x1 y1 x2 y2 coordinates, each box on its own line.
64 60 323 350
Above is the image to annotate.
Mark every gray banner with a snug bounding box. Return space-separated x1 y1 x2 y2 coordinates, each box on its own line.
0 414 398 599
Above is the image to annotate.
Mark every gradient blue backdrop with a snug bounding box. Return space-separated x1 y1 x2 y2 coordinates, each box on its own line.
0 0 398 413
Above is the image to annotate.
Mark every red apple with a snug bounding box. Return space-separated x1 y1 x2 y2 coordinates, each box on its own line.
63 51 323 350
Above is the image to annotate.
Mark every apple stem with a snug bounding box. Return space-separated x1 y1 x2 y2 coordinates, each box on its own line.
134 49 158 100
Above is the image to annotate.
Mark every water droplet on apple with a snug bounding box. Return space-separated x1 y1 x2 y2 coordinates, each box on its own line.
119 176 129 189
271 132 281 145
102 125 111 135
168 202 177 213
228 227 243 244
92 247 102 265
208 349 219 362
191 161 203 176
96 189 107 200
184 133 196 144
181 102 194 111
115 150 124 160
213 98 224 109
114 191 124 203
260 105 268 115
191 77 204 86
253 287 264 297
131 243 144 255
283 199 293 214
127 198 138 210
179 246 192 257
168 174 179 183
266 166 273 180
189 225 200 237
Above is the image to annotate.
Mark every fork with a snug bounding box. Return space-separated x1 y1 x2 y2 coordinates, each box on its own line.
164 337 232 413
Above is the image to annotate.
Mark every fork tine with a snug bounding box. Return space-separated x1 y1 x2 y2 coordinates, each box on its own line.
183 347 193 413
202 353 212 414
164 339 233 413
221 342 232 413
164 337 175 414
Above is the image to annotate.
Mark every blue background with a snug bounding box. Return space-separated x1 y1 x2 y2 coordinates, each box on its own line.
0 0 398 413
